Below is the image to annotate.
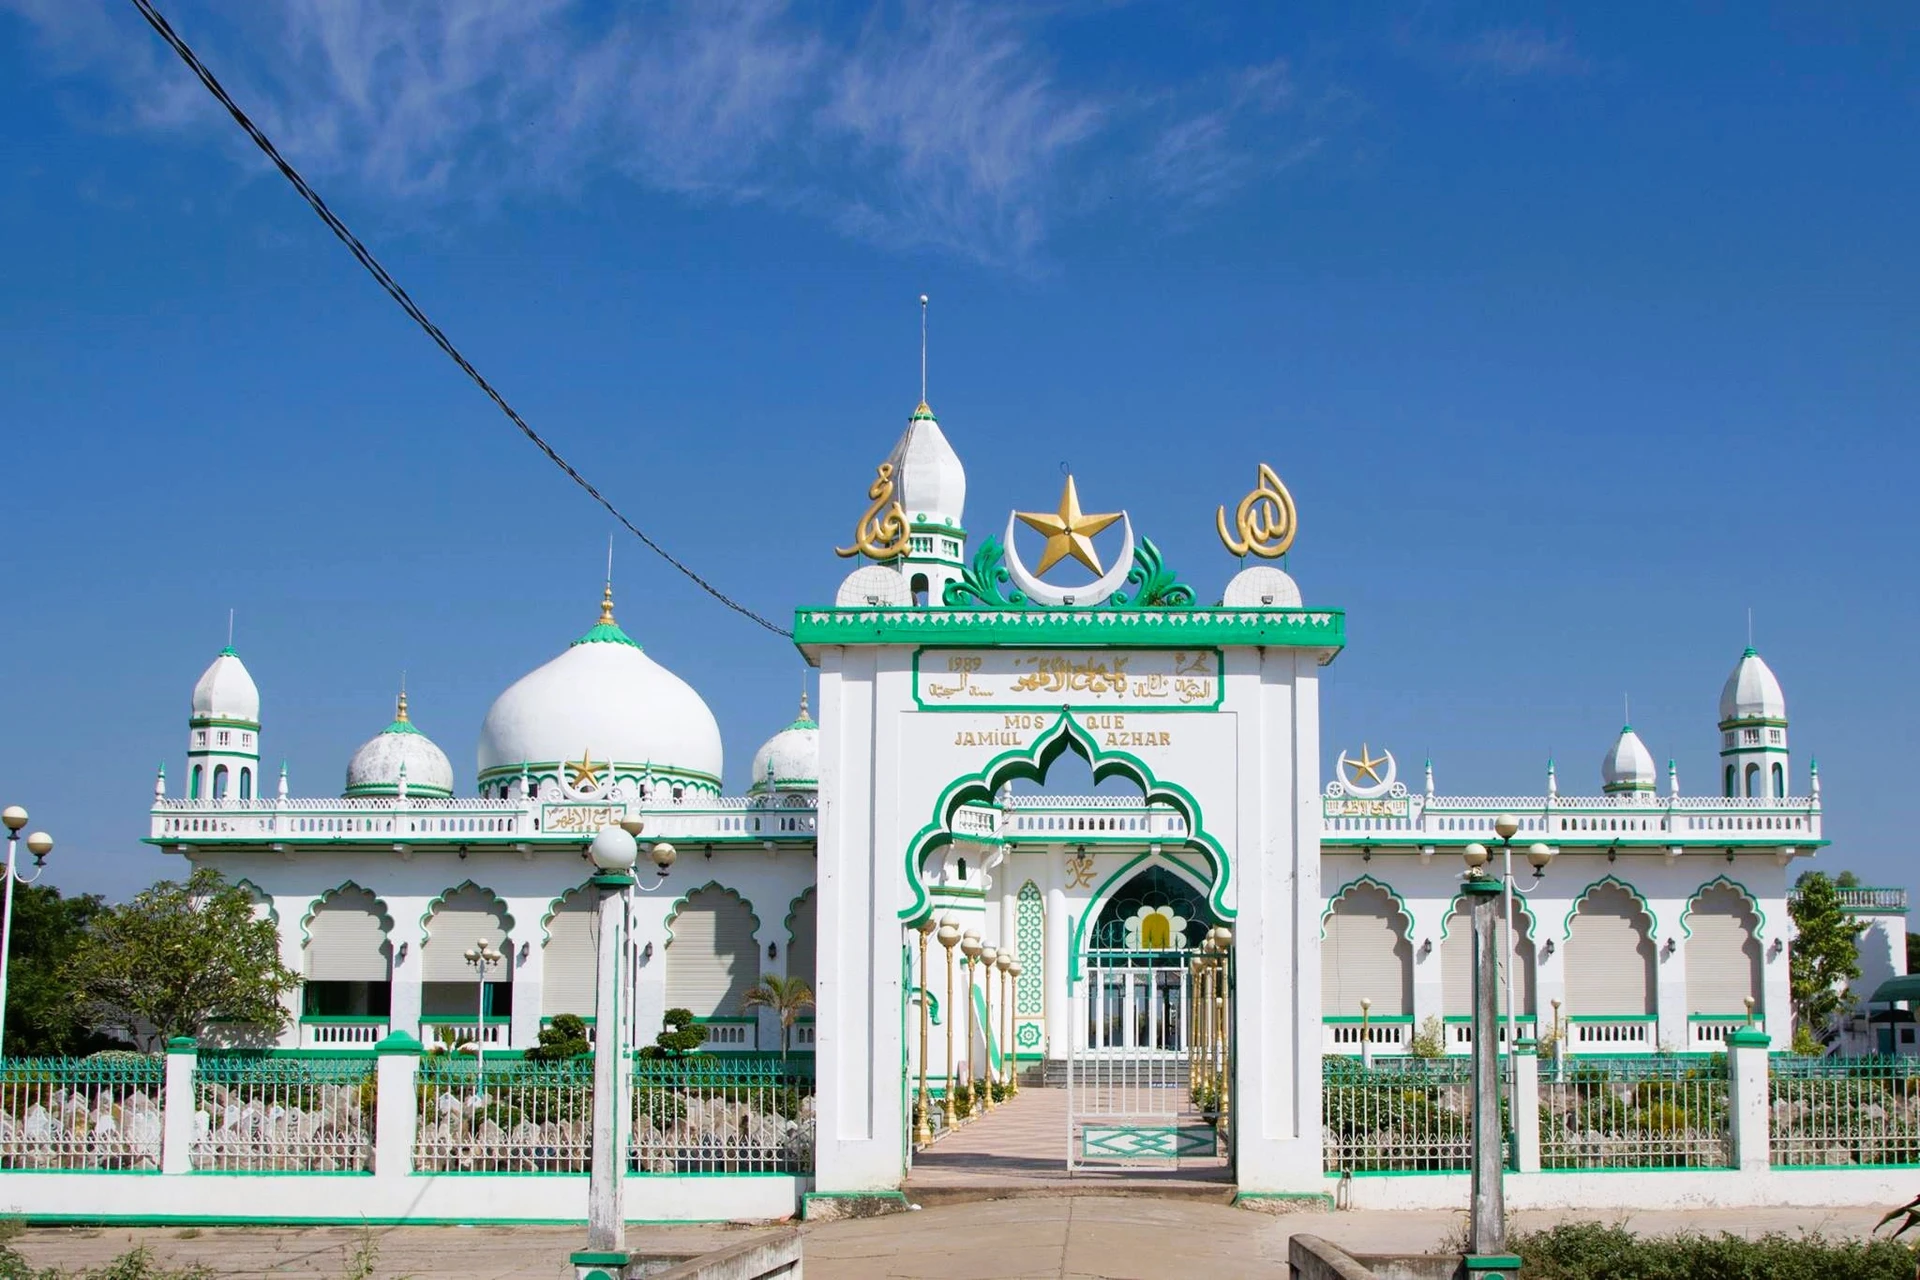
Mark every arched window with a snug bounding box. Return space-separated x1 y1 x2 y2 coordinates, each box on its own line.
542 886 597 1019
1724 764 1735 798
1684 884 1762 1017
1565 883 1656 1016
1089 866 1214 951
785 888 817 991
1441 899 1535 1017
212 764 230 800
910 573 929 606
302 886 393 1020
238 767 252 801
1771 763 1784 797
1745 762 1760 797
421 885 513 1026
1322 883 1413 1017
190 765 203 800
664 887 759 1019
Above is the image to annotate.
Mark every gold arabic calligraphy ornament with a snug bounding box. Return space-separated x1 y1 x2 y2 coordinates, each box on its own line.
835 462 910 560
1216 462 1298 559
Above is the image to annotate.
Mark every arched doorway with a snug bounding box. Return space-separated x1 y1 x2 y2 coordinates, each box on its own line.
1083 864 1218 1054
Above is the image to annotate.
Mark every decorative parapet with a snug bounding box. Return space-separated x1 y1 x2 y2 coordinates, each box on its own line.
791 606 1345 653
1320 788 1824 852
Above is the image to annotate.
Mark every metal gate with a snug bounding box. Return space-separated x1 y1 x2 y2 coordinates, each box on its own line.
1066 949 1231 1170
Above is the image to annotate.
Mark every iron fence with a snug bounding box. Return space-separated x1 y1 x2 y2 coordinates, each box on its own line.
1770 1055 1920 1167
631 1055 814 1174
1539 1055 1730 1170
192 1053 374 1172
414 1056 593 1173
0 1055 165 1171
1322 1056 1473 1173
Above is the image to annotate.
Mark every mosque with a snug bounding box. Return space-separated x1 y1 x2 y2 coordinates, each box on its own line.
148 394 1870 1197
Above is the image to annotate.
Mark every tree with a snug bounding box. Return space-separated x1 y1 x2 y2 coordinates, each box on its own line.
638 1007 708 1060
526 1013 592 1061
741 975 815 1059
1789 870 1864 1043
70 868 299 1051
1 882 123 1056
1836 870 1862 888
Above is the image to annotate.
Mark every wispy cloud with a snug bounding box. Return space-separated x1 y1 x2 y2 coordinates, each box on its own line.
1457 27 1589 80
0 0 1323 265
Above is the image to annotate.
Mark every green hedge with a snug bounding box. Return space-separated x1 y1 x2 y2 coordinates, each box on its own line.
1513 1222 1911 1280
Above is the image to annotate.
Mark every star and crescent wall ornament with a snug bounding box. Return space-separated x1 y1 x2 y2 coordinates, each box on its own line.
1335 744 1398 799
1216 462 1298 559
1002 475 1137 608
1015 476 1121 574
835 462 910 561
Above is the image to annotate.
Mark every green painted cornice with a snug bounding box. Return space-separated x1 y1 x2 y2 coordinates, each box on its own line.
792 606 1345 653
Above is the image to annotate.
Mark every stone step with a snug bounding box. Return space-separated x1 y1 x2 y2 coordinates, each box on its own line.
903 1181 1237 1209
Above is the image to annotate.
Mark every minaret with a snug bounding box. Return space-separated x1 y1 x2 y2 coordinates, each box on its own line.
1718 646 1789 798
187 643 262 803
1601 725 1657 796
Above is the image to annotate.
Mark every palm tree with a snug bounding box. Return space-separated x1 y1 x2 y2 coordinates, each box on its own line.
741 975 815 1059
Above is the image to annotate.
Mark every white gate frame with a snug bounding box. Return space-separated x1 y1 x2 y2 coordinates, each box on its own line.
1065 952 1216 1170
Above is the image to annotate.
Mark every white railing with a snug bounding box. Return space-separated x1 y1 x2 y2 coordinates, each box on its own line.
1323 1021 1412 1054
1006 810 1187 837
952 805 1002 839
793 1023 816 1049
1321 792 1820 845
1446 1019 1537 1051
1569 1019 1656 1053
1689 1017 1761 1049
701 1022 757 1050
299 1020 388 1048
420 1020 509 1049
154 795 818 844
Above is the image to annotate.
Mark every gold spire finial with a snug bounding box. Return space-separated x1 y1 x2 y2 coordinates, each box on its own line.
599 583 616 626
1216 462 1298 559
799 690 811 722
395 688 410 723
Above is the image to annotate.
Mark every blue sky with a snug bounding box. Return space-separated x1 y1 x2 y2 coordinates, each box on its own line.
0 2 1914 903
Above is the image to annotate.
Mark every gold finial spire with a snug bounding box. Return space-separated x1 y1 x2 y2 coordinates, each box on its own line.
599 583 616 626
395 688 410 723
799 690 811 722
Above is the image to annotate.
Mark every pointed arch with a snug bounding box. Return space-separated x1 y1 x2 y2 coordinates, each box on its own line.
1679 875 1768 941
541 884 598 1019
784 887 817 991
539 879 598 944
1561 875 1658 939
419 882 513 985
299 880 391 945
898 709 1230 924
1564 877 1657 1018
1322 877 1414 1017
663 883 761 1019
1438 890 1537 1017
231 878 278 926
418 880 517 935
1319 875 1411 940
1067 849 1214 986
301 883 394 984
1682 878 1765 1017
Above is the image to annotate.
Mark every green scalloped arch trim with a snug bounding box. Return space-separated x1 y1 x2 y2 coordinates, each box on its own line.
299 880 394 948
662 881 762 948
898 708 1232 924
1436 886 1538 943
1678 875 1768 941
232 878 280 928
1319 875 1413 942
417 880 517 936
539 880 597 945
1561 875 1658 939
1066 850 1215 988
783 887 816 947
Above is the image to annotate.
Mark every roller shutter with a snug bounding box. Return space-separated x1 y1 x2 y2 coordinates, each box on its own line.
305 889 390 982
1322 887 1412 1016
786 890 817 991
422 886 510 982
1566 886 1655 1016
1441 904 1536 1017
665 888 759 1018
542 889 598 1018
1685 886 1762 1015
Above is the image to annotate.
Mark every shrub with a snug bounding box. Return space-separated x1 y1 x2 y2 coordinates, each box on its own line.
1408 1016 1448 1059
526 1014 592 1062
1513 1222 1911 1280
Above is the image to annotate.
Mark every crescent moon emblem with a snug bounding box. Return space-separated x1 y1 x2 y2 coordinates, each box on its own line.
1002 510 1135 607
1336 747 1397 800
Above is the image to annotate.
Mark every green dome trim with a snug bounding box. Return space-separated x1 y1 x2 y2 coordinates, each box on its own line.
383 718 423 736
571 621 642 649
786 716 819 732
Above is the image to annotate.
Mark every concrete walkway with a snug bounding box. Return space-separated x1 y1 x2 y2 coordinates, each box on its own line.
12 1200 1896 1280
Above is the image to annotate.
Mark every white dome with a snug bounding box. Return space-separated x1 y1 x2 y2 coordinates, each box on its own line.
1719 647 1786 723
749 696 819 795
192 647 260 723
888 403 966 529
1221 565 1302 608
1601 725 1657 793
476 589 723 789
345 693 455 798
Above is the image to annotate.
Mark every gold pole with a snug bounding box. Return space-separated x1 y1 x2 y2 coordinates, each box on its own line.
980 947 997 1111
914 919 935 1146
1215 928 1234 1143
1001 960 1016 1095
960 933 982 1118
939 921 958 1127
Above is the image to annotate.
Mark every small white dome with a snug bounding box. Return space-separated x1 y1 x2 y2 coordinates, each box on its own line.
1601 725 1657 793
749 695 820 795
889 403 966 529
192 647 260 723
477 588 723 789
1221 565 1302 608
1719 647 1786 723
836 564 913 608
346 692 455 798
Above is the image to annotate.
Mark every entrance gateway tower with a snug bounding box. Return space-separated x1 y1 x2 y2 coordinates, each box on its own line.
799 404 1342 1200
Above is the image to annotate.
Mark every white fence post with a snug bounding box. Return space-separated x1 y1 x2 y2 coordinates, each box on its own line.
160 1037 197 1175
373 1031 423 1176
1512 1040 1541 1173
1727 1027 1771 1172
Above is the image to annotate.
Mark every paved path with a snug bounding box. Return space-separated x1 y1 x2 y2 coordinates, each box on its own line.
13 1201 1896 1280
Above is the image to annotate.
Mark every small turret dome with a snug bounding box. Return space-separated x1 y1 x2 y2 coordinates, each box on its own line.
889 403 966 529
749 695 819 795
346 691 454 798
476 586 723 792
1719 647 1786 723
1601 725 1657 793
192 647 260 723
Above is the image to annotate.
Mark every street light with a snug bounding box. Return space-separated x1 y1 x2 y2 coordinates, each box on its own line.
0 807 55 1056
1461 844 1512 1272
937 920 961 1127
462 936 505 1075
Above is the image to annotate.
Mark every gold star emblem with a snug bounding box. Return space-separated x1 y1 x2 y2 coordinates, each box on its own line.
1345 744 1388 786
567 749 603 789
1016 476 1123 575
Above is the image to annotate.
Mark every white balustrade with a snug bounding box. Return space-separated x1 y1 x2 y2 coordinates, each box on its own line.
1569 1019 1655 1053
420 1020 509 1048
1322 1020 1411 1054
299 1020 388 1048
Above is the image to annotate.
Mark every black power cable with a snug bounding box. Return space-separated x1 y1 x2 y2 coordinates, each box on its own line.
127 0 792 638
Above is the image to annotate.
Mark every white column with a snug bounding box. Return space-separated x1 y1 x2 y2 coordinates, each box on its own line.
509 909 544 1050
388 915 427 1042
273 895 308 1048
587 874 631 1252
1761 899 1790 1048
756 920 787 1054
1044 847 1069 1061
1511 1044 1541 1173
1653 893 1689 1052
160 1037 197 1175
1727 1028 1772 1172
372 1034 421 1177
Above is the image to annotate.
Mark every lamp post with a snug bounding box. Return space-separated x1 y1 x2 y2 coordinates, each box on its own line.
959 932 982 1117
1492 814 1521 1063
979 946 998 1110
1005 959 1022 1095
461 937 504 1076
1461 843 1516 1276
937 920 960 1127
914 917 936 1145
1209 927 1233 1141
575 821 674 1270
0 808 54 1057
